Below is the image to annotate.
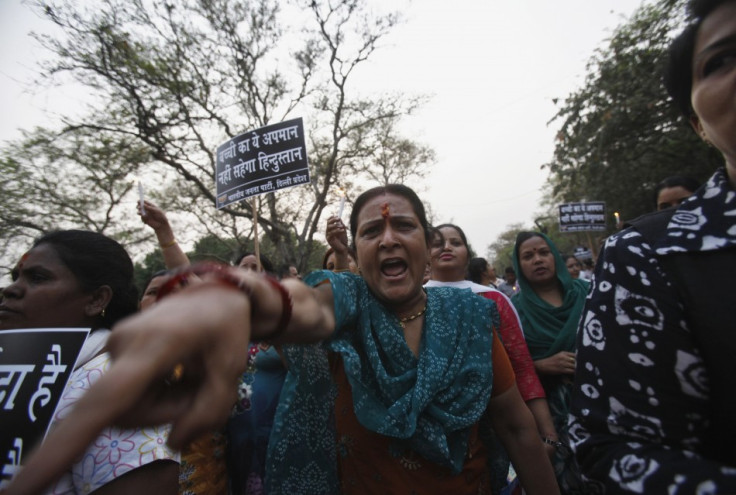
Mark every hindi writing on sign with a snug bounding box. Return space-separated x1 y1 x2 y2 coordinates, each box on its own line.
215 118 310 208
558 201 607 232
0 328 89 489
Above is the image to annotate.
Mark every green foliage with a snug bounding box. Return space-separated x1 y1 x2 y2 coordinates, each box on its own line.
0 125 152 274
486 222 529 272
545 0 722 227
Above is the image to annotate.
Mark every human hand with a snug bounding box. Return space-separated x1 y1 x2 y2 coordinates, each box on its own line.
325 215 349 254
3 283 251 495
139 200 171 233
535 351 576 376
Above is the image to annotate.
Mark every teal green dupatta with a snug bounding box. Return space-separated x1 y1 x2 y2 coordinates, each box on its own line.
510 233 590 360
265 271 499 494
510 234 589 491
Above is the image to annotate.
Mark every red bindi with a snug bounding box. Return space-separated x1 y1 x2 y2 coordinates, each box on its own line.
381 202 390 219
17 252 29 269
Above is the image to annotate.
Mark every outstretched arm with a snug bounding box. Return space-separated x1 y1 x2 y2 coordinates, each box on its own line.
4 271 335 495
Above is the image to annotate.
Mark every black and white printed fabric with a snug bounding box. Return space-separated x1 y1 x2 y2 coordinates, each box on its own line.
569 167 736 494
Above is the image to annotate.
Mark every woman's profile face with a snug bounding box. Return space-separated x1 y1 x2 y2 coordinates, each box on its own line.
518 236 556 286
0 244 93 330
690 1 736 169
354 192 428 309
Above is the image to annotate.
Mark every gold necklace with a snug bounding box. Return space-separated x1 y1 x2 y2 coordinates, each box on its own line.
398 305 427 329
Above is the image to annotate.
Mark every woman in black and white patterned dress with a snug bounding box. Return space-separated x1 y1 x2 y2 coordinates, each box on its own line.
569 0 736 492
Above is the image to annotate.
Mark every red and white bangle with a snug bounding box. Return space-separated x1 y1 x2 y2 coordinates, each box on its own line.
156 262 293 342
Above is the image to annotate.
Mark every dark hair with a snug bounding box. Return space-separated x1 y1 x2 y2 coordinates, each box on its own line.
322 247 334 269
562 254 581 265
664 0 729 118
277 263 298 279
653 175 701 205
33 230 138 328
427 226 443 245
141 269 171 300
321 246 356 269
234 251 274 274
467 257 489 284
434 223 477 262
349 184 431 253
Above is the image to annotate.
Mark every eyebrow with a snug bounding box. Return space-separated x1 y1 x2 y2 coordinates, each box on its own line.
362 213 415 224
695 33 736 63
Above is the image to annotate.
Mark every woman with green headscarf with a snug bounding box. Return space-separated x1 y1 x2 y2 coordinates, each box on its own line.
511 231 589 494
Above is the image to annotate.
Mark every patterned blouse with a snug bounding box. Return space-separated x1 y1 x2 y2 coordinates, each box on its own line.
46 351 179 494
569 168 736 493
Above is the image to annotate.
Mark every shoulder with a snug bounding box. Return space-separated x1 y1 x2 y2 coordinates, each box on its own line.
427 286 498 316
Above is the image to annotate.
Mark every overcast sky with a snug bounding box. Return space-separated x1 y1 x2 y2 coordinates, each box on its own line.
0 0 650 260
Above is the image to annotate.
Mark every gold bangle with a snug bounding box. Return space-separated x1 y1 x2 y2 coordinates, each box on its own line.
160 238 177 249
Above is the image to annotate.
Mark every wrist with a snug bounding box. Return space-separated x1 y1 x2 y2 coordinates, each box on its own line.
541 434 569 455
156 263 292 342
159 238 177 249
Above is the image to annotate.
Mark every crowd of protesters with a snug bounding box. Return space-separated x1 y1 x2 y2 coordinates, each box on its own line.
1 0 735 492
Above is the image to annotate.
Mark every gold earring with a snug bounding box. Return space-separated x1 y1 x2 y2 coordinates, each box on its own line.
101 308 106 318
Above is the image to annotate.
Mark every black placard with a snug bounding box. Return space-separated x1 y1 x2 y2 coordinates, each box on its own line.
215 117 310 208
0 328 89 487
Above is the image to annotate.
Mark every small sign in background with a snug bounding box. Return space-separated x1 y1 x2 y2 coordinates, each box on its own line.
558 201 607 232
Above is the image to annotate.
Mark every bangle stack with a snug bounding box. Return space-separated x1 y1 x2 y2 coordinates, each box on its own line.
155 262 293 342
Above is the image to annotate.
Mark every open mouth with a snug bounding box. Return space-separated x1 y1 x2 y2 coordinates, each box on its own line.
381 258 408 278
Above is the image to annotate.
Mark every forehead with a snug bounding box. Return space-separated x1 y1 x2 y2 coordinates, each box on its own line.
18 244 65 269
357 193 417 223
694 3 736 56
658 186 691 200
519 236 549 253
439 226 462 238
